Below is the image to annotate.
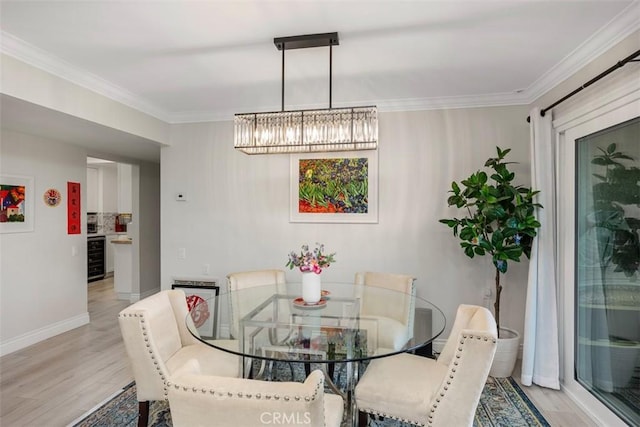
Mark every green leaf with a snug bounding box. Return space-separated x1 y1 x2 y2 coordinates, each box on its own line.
607 143 616 154
506 217 519 228
478 171 488 185
474 247 486 256
478 239 492 250
464 245 475 258
459 227 475 241
491 230 504 246
447 195 462 207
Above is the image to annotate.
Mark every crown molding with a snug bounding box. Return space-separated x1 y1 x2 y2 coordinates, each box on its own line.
524 1 640 104
0 31 172 122
167 92 530 124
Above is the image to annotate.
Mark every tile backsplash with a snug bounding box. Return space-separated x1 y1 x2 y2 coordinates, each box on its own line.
97 212 117 234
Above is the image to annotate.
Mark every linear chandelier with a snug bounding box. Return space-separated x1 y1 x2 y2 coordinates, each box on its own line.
234 32 378 154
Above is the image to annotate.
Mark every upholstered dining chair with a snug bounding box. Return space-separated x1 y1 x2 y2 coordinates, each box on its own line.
118 289 241 427
226 269 292 378
168 368 344 427
355 304 497 426
354 271 416 351
226 269 288 339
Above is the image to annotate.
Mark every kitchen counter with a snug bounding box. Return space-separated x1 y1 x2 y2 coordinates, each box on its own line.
111 237 132 244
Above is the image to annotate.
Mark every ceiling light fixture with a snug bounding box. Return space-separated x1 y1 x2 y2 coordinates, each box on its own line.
234 32 378 154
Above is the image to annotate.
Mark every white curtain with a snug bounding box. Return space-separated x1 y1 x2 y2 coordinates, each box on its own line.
521 107 560 389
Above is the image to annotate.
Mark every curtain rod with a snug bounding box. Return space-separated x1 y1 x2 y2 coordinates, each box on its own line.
527 48 640 123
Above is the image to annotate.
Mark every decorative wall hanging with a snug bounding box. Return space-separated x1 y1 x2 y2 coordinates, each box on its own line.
0 174 34 233
67 181 81 234
289 150 378 223
234 32 378 154
43 188 62 207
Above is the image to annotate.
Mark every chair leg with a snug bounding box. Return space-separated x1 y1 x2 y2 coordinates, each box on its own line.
138 401 149 427
358 411 369 427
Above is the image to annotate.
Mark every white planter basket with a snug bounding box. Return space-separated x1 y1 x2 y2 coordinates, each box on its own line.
490 327 520 378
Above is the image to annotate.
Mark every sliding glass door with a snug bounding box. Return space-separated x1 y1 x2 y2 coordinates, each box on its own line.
575 116 639 426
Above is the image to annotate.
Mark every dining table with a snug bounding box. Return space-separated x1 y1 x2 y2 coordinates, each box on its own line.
185 281 446 426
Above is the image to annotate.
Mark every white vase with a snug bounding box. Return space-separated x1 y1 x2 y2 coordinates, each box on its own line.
302 272 322 304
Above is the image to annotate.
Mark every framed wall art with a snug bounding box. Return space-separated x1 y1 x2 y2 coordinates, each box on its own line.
172 281 220 339
289 150 378 223
0 174 34 233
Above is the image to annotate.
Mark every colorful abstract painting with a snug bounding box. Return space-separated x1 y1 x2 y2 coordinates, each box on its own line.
298 157 368 214
0 175 34 232
0 184 26 223
290 151 378 223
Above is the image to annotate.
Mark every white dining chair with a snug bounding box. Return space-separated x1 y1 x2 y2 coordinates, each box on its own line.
118 289 241 427
355 304 497 426
354 271 416 352
168 368 344 427
227 269 294 377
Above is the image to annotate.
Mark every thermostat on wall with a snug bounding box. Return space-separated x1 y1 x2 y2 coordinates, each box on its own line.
176 192 187 201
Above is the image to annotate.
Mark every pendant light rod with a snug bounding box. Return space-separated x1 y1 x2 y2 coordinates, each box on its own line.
274 32 339 112
281 47 285 112
329 43 333 109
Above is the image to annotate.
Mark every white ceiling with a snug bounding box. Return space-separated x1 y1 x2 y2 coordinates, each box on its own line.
1 0 638 162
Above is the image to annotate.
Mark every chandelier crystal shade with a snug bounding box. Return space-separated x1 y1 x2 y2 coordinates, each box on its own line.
234 32 378 154
234 106 377 154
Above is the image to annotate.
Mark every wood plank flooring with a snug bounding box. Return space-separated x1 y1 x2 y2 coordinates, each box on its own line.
1 278 132 427
1 278 598 426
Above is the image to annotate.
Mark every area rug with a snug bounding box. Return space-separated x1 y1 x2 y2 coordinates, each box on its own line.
72 371 549 427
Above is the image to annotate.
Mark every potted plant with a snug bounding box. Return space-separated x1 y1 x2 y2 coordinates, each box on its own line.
439 147 541 377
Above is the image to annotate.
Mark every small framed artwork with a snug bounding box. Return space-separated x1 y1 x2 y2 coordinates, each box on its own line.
172 282 220 339
0 174 34 233
290 150 378 223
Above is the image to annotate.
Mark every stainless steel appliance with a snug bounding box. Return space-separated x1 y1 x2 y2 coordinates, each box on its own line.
87 212 98 234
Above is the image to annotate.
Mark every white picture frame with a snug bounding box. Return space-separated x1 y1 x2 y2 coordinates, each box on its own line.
289 150 379 223
0 174 35 233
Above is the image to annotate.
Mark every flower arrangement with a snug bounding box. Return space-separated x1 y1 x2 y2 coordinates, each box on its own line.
286 243 336 274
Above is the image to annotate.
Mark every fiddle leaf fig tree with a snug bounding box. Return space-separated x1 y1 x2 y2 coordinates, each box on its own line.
439 147 542 334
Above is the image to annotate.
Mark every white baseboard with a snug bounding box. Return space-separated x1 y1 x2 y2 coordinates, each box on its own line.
0 312 90 357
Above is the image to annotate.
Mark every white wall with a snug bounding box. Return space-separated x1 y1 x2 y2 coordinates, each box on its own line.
100 163 118 213
0 129 89 355
0 128 161 355
160 105 532 338
138 161 161 298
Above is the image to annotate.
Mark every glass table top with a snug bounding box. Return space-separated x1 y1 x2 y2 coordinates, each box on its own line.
185 281 446 363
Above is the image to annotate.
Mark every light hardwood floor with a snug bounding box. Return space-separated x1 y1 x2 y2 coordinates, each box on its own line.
1 278 598 426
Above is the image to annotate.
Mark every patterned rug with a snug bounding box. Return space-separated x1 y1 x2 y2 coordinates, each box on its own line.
72 368 549 427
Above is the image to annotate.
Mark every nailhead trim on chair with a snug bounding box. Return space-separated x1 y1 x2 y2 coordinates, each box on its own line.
167 375 324 403
425 333 496 426
119 312 170 397
358 332 497 427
